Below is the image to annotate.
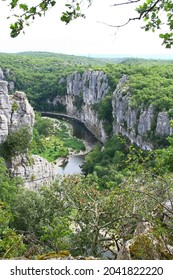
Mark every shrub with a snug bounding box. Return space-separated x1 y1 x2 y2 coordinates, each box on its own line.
0 127 32 160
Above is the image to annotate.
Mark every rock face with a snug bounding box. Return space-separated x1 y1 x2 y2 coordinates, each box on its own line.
51 71 172 149
0 67 15 91
52 70 110 142
0 81 34 143
112 75 172 149
9 154 55 191
0 77 55 189
0 67 4 80
66 71 110 142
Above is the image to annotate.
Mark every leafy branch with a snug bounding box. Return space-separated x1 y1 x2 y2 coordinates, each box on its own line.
101 0 173 48
4 0 173 47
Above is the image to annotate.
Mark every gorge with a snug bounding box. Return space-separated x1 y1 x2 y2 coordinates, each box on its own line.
0 64 172 188
48 70 172 150
0 54 173 260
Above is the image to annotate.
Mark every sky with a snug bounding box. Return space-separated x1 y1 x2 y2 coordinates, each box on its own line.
0 0 173 58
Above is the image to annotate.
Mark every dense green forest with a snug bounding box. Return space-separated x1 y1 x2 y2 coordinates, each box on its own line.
0 52 173 113
0 52 173 259
1 131 173 259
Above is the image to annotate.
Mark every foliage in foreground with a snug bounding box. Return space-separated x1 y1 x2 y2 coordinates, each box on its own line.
0 128 173 259
4 0 173 48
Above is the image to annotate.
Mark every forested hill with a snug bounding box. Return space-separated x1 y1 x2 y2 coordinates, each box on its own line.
0 52 173 111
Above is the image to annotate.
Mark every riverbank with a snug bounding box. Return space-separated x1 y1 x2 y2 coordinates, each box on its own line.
54 139 94 169
32 115 86 162
36 115 97 174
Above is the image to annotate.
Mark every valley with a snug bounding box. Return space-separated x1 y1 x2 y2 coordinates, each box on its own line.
0 52 173 260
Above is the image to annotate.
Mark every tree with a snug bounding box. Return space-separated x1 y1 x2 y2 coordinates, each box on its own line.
110 0 173 48
0 202 25 258
0 127 32 160
4 0 173 47
53 169 173 259
59 174 125 257
6 0 91 37
136 0 173 48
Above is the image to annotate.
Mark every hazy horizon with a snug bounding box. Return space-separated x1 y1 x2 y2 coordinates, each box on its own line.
0 51 173 61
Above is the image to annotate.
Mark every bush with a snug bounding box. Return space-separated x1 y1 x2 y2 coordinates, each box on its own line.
0 203 25 258
0 127 32 160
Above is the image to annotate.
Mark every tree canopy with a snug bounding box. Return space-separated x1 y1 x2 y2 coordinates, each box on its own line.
3 0 172 47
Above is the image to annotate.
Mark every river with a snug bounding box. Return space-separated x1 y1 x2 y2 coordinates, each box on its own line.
42 113 98 175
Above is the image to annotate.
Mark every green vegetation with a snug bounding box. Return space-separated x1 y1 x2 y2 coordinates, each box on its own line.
102 63 173 113
0 52 117 111
93 92 113 135
82 135 129 188
31 114 85 162
0 127 32 160
128 65 173 111
0 127 173 259
1 52 173 115
0 158 72 258
0 202 25 259
0 53 173 259
136 0 173 48
1 135 173 259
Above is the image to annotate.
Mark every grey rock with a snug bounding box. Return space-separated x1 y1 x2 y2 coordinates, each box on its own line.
0 111 8 143
137 105 154 135
9 91 35 133
112 75 171 150
8 81 15 91
0 67 4 80
116 221 173 260
156 112 170 135
53 70 110 142
46 71 172 149
0 80 55 189
116 222 153 260
0 80 8 95
10 154 55 191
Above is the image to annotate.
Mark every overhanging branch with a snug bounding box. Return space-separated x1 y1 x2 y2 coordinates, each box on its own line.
98 0 161 29
111 0 140 7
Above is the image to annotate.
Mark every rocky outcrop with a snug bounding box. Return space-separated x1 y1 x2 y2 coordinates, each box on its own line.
66 71 110 142
0 67 15 91
0 67 4 80
52 70 110 142
0 80 34 143
112 75 172 149
9 154 55 191
50 71 172 149
0 77 55 189
116 221 173 260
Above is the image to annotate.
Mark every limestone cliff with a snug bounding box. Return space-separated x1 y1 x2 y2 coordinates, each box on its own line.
0 80 34 143
112 75 172 149
66 71 110 142
0 76 55 189
52 70 110 142
9 154 55 190
51 71 171 149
